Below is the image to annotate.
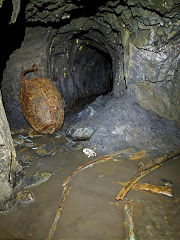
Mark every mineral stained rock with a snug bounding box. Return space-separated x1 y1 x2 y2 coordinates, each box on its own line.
20 65 64 134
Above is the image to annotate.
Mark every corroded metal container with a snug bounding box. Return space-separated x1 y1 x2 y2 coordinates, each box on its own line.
20 65 64 134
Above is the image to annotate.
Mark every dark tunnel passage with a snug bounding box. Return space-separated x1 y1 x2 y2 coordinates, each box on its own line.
66 43 113 110
49 32 114 112
72 45 113 97
0 0 26 86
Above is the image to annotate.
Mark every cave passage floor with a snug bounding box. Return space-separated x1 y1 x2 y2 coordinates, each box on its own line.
0 128 180 240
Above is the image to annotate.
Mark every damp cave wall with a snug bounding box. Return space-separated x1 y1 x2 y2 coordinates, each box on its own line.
1 0 180 127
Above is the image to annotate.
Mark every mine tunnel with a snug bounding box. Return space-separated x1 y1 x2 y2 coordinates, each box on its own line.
0 0 180 239
48 31 114 109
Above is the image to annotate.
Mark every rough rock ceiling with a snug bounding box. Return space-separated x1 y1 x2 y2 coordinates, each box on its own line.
5 0 180 25
25 0 180 23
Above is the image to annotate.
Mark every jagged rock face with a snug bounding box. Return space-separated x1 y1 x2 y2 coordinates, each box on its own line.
25 0 180 23
0 91 22 210
1 0 180 124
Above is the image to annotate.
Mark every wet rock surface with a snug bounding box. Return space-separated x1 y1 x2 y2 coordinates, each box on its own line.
16 190 34 206
24 172 53 189
33 144 57 157
67 126 94 141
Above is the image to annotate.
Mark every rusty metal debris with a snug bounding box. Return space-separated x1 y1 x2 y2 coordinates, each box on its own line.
115 181 173 197
116 148 180 201
62 148 133 187
20 65 64 135
133 182 173 197
47 185 70 240
47 148 133 239
138 148 180 172
124 203 137 240
47 148 179 238
46 148 133 239
129 150 146 160
116 165 159 201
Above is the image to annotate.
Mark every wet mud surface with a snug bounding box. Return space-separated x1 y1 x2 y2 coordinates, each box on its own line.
0 127 179 240
54 154 180 240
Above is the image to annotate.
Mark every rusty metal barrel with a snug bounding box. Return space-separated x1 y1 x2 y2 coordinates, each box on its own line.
20 65 64 134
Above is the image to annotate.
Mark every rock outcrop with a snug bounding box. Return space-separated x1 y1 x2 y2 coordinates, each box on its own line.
0 90 21 210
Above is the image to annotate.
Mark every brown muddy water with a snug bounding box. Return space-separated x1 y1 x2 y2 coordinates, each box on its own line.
0 129 180 240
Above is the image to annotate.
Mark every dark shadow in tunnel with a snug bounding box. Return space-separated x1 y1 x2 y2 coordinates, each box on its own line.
66 40 113 112
0 0 26 87
73 45 113 94
72 0 111 16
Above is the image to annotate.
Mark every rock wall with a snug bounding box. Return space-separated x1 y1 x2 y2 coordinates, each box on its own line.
97 1 180 122
1 0 180 124
1 27 51 126
48 17 124 107
0 90 21 210
120 9 180 122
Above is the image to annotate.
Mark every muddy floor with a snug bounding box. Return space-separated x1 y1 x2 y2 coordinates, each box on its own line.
0 126 180 240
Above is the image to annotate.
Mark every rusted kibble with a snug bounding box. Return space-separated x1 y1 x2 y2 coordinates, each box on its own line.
20 65 64 134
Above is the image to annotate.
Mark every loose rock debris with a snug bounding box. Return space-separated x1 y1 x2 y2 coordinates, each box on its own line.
24 172 53 189
16 190 34 205
33 144 58 157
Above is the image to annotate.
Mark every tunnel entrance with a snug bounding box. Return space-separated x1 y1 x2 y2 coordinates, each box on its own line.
72 44 113 97
49 31 114 113
68 44 113 112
